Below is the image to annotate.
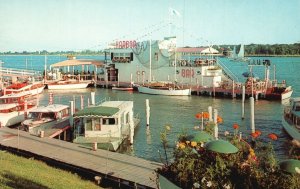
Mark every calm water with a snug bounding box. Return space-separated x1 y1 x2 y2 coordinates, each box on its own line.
1 55 300 162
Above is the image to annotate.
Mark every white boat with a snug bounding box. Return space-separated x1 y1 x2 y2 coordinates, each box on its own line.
47 80 90 90
138 82 191 96
45 58 105 90
282 97 300 147
22 104 70 137
229 44 250 62
73 101 140 151
0 92 37 127
3 81 44 96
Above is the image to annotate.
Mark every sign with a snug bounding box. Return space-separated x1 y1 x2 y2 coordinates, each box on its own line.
116 40 137 49
181 69 195 78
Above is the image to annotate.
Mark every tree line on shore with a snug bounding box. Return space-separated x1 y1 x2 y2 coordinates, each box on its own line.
1 43 300 56
217 43 300 56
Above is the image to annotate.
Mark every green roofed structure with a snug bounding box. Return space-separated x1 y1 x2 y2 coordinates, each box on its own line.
73 101 140 151
74 106 119 118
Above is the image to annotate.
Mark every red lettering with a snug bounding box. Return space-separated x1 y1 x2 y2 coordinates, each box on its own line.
186 70 190 78
181 69 185 77
133 40 136 48
116 40 137 49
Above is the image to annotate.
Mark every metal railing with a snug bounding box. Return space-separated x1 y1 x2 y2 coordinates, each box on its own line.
216 58 240 82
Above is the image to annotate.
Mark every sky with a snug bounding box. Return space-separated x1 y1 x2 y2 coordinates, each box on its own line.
0 0 300 52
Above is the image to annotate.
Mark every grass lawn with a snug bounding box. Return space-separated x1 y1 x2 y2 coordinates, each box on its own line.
0 150 103 189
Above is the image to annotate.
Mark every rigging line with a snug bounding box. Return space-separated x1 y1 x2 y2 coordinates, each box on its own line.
78 20 170 52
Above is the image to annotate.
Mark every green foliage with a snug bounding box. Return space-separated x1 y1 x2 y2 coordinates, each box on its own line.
157 133 300 189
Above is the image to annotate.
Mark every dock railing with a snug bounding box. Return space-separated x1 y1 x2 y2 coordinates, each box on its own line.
216 58 240 83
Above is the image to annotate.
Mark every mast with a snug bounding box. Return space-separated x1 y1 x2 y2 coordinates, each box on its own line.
149 39 152 82
44 55 47 82
174 47 177 82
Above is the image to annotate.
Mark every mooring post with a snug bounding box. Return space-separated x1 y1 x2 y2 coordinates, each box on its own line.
49 92 53 105
91 92 95 105
80 95 84 109
146 99 150 127
250 97 255 133
208 106 213 122
24 100 28 119
213 109 218 140
69 101 74 127
201 111 204 131
242 85 245 119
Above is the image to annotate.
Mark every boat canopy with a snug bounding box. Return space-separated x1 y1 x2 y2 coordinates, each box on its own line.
50 59 104 68
74 106 119 118
29 104 69 113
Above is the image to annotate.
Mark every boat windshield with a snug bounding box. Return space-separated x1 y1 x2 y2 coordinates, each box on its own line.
293 102 300 111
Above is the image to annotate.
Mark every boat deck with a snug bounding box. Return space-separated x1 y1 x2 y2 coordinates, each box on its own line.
0 127 161 188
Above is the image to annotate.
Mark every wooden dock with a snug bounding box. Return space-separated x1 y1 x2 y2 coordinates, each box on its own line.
0 127 161 188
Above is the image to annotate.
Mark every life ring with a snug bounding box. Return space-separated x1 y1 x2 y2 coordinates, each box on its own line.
181 60 186 66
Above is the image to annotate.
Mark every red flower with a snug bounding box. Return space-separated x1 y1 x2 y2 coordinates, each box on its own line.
233 123 239 130
203 112 210 119
255 130 262 136
251 132 259 138
217 116 223 123
268 133 278 140
195 113 202 119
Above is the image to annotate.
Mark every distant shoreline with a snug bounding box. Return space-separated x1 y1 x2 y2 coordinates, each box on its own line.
246 54 300 57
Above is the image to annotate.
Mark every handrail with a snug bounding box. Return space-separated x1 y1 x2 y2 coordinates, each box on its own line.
216 58 240 83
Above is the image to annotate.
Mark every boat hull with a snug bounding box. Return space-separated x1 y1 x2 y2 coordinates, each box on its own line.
282 89 293 100
0 112 25 127
282 117 300 143
48 83 89 90
112 87 134 91
138 86 191 96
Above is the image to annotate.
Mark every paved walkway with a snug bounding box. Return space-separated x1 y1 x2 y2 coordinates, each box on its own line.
0 127 161 188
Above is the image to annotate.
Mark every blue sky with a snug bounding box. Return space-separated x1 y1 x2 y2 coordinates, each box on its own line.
0 0 299 52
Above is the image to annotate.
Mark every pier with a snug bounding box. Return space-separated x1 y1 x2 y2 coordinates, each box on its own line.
0 127 161 188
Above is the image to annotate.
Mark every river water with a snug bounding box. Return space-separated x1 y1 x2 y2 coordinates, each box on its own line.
1 55 299 162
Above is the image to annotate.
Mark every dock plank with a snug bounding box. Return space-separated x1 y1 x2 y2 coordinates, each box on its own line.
0 127 161 188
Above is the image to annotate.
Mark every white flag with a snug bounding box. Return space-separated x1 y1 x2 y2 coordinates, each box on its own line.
169 8 181 17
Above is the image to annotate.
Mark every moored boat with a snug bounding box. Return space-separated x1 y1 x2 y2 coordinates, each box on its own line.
0 92 37 127
47 80 90 90
22 104 71 137
138 82 191 96
73 100 140 151
45 57 105 90
3 81 44 96
282 97 300 146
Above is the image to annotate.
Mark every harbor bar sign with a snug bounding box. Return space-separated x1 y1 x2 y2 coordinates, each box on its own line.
116 40 137 49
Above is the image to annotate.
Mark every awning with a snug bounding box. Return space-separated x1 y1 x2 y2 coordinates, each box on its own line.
51 59 105 68
74 106 119 118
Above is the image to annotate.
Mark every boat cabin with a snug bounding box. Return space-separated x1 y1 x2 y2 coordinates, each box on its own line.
73 101 136 151
27 104 70 121
284 97 300 127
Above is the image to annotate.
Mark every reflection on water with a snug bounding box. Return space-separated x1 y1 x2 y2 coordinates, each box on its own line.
3 55 299 162
36 87 293 162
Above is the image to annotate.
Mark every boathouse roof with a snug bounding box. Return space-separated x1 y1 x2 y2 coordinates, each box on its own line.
50 59 105 68
74 106 119 118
